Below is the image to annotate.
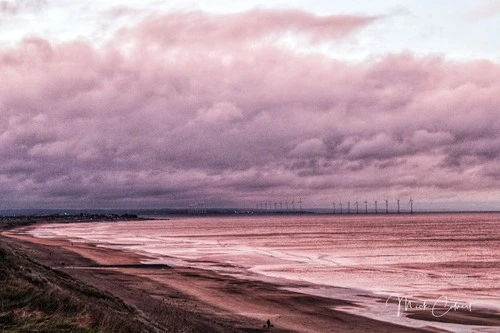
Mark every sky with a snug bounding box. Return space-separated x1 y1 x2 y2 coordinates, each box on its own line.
1 0 500 211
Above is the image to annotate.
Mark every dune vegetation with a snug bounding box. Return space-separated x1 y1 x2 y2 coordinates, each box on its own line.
0 237 156 333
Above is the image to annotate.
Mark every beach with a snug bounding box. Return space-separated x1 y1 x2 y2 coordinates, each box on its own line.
1 225 444 332
2 214 500 332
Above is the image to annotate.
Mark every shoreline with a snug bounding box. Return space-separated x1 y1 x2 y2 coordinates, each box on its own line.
3 222 499 332
2 224 430 332
1 227 267 333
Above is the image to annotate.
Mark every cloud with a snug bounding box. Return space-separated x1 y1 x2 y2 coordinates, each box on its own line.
0 0 46 14
348 133 400 160
115 9 379 48
290 138 327 158
105 6 142 19
463 1 500 21
194 102 244 124
1 10 500 209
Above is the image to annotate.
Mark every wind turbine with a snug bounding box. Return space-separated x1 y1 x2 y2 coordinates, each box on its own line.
363 200 368 214
355 201 359 214
340 202 343 214
291 198 295 212
374 200 378 214
347 201 350 214
408 196 414 214
298 198 303 211
385 199 389 214
332 202 336 214
396 199 400 214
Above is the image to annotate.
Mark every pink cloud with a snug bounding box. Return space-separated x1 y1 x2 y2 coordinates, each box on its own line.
0 0 46 14
464 1 500 21
105 6 142 19
115 9 379 49
290 138 327 158
1 10 500 209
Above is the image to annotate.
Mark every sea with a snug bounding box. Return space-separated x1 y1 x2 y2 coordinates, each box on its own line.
29 213 500 332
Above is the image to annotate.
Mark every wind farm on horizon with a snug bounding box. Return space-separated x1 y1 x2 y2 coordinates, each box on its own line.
252 197 416 215
171 195 500 216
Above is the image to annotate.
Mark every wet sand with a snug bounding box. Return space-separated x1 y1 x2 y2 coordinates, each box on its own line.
3 225 496 332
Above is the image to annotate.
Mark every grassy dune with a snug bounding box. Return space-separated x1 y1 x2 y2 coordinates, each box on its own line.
0 238 156 333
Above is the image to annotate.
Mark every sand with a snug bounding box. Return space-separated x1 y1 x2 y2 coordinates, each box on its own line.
3 225 497 333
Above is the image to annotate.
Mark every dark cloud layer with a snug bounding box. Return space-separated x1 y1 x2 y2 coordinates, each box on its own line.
1 10 499 209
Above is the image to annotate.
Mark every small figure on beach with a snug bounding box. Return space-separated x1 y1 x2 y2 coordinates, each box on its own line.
265 319 272 329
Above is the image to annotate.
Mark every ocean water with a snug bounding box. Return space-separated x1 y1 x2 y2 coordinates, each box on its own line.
29 213 500 332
